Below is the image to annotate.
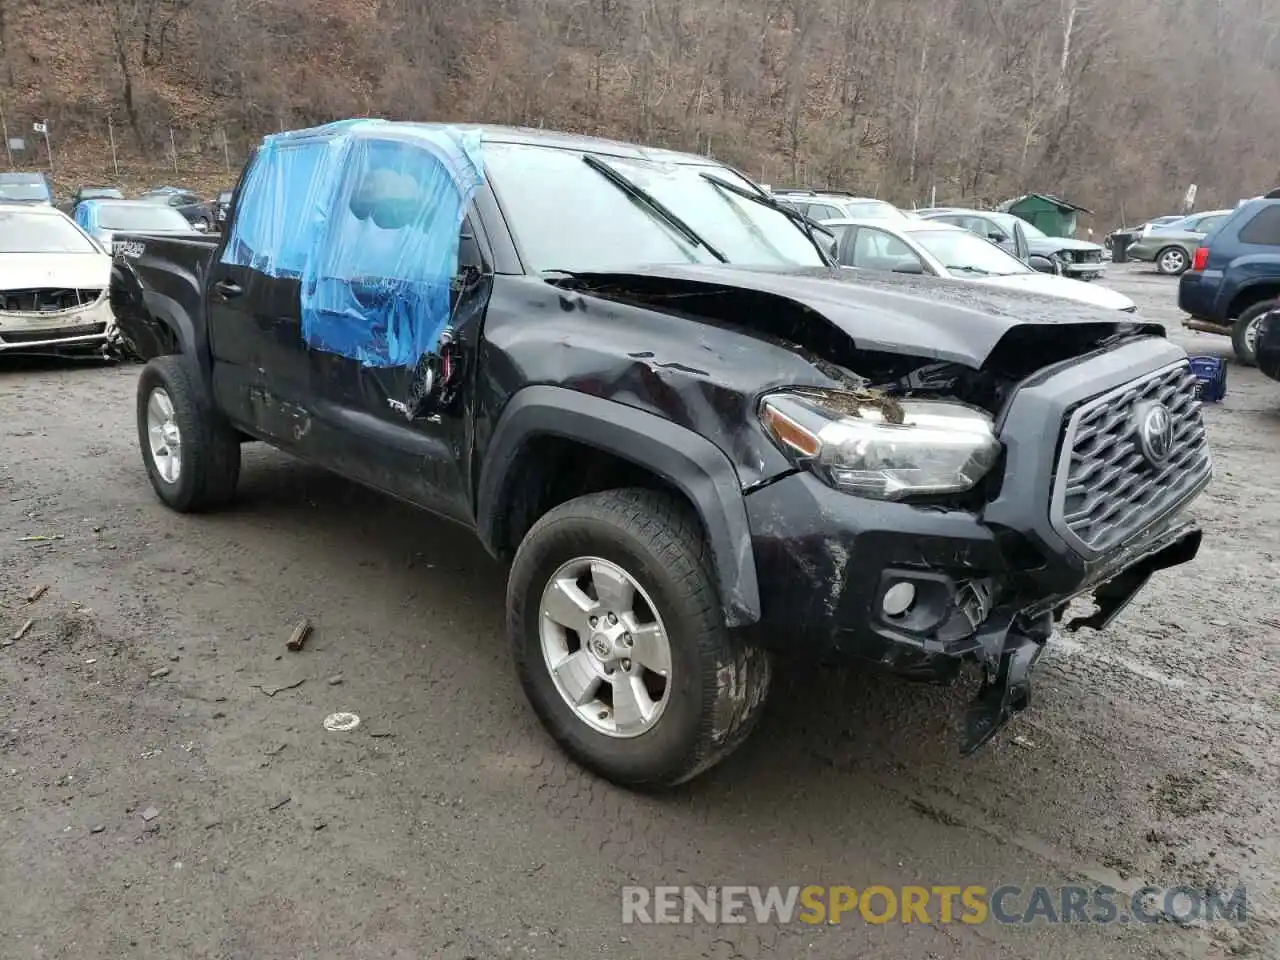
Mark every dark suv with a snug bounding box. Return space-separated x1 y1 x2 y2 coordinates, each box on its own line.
109 122 1211 787
1178 197 1280 365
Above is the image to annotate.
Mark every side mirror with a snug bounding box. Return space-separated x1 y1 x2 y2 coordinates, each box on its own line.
193 221 209 233
1028 255 1058 275
892 260 925 275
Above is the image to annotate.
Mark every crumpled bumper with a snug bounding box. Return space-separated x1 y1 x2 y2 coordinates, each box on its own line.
744 470 1202 751
0 296 116 353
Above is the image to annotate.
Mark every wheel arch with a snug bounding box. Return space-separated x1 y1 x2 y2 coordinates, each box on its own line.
476 386 762 628
1227 281 1280 319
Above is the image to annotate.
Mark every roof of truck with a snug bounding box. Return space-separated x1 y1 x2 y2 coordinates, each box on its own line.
266 120 723 167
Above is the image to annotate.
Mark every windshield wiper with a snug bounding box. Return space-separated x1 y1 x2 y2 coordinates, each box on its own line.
945 265 991 276
582 154 726 263
699 172 836 267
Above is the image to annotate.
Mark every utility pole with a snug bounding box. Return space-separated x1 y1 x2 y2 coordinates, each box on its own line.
108 117 120 177
33 119 54 181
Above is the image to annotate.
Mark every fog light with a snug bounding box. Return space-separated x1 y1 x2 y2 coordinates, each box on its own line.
882 582 916 617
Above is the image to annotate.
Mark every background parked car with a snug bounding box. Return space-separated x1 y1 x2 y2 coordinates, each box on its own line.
74 199 201 252
1125 209 1233 275
139 187 215 229
821 216 1136 311
1178 196 1280 365
770 188 906 221
58 185 125 216
917 207 1107 280
1105 215 1182 251
0 171 53 205
0 202 116 354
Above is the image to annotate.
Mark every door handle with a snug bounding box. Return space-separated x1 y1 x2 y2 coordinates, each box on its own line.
213 279 242 299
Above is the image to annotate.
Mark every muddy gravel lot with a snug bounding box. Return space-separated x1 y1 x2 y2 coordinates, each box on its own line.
2 262 1277 960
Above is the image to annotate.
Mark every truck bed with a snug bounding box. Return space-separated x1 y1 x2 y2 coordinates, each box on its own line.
109 232 220 360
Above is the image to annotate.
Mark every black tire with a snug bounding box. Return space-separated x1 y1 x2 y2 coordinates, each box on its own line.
1231 301 1275 367
136 355 240 511
1155 246 1189 276
508 488 771 788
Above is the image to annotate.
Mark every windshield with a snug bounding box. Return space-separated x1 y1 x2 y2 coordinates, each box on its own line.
990 213 1046 239
912 229 1031 276
0 211 97 253
845 200 904 220
0 181 50 201
484 144 825 272
95 203 191 231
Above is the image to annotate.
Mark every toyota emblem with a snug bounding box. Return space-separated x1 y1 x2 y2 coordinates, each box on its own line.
1135 402 1174 465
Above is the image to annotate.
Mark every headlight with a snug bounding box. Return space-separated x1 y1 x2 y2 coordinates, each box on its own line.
759 390 1001 500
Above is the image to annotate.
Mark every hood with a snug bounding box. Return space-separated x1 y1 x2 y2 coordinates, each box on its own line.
970 272 1136 311
0 252 111 294
1028 237 1103 254
557 264 1158 368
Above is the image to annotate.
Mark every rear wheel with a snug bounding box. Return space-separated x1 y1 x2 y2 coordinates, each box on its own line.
508 488 771 788
1232 301 1275 367
136 356 240 511
1156 246 1189 276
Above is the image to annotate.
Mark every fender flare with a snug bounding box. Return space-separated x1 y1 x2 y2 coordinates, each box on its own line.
1228 279 1280 317
139 287 216 401
475 385 762 628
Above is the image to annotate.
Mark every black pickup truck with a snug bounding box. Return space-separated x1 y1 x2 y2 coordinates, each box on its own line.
109 122 1212 787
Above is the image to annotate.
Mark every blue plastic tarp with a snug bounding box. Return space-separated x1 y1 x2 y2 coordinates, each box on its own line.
221 120 485 368
74 200 101 233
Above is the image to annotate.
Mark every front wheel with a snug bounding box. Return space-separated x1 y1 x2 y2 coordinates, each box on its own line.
1156 246 1189 276
136 356 241 511
508 488 771 788
1232 301 1275 367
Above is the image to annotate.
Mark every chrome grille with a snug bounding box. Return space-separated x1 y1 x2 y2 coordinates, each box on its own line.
1051 362 1211 556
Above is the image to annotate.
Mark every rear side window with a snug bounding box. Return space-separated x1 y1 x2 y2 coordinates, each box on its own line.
806 203 842 220
1238 206 1280 246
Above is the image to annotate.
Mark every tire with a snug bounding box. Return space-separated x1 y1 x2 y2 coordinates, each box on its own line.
1156 246 1189 276
508 487 771 788
136 355 240 511
1231 301 1275 367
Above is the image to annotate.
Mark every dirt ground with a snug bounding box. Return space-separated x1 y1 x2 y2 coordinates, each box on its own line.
1 262 1277 960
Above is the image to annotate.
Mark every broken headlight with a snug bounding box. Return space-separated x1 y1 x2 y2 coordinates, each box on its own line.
759 390 1001 501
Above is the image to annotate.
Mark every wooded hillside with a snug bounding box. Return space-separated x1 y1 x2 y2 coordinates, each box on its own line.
4 0 1278 222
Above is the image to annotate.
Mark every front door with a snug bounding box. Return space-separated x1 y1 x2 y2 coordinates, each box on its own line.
301 132 490 522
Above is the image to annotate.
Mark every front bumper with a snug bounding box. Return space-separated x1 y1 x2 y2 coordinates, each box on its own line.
0 298 116 353
1062 261 1106 277
743 336 1208 750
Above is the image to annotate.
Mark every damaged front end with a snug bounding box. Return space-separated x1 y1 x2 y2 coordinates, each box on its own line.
741 324 1210 754
0 285 117 355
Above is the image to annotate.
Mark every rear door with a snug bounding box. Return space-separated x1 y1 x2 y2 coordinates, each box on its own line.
206 146 321 454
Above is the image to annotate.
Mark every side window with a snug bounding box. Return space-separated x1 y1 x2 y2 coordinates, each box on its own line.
221 139 334 276
168 195 184 207
1199 215 1226 234
807 203 842 220
1238 207 1280 245
975 218 1007 241
848 228 923 272
300 131 484 368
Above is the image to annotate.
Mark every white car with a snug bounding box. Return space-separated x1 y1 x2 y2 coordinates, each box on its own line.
0 203 116 353
820 216 1136 312
772 189 908 222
